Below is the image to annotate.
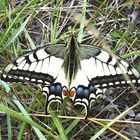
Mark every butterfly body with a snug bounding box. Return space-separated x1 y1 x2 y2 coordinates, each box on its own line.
2 36 140 116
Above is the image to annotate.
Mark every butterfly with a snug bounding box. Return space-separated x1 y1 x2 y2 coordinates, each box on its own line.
2 36 140 116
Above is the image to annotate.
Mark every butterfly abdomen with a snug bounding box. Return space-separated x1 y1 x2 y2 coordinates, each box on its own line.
63 36 81 85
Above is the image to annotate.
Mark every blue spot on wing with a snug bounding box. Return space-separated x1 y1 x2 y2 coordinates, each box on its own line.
56 84 62 93
77 87 84 94
76 86 89 98
50 85 55 92
83 89 89 96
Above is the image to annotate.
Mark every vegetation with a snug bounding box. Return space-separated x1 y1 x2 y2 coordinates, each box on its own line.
0 0 140 139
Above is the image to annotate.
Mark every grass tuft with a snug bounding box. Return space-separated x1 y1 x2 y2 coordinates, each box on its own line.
0 0 140 139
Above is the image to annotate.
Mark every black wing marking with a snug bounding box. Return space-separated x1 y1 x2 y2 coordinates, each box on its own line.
80 44 101 59
79 45 140 89
2 44 66 85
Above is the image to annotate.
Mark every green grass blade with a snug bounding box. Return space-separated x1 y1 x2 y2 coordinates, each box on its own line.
0 103 57 139
50 111 68 140
77 0 87 43
17 122 26 140
7 114 12 140
90 101 140 140
122 50 140 59
0 14 32 52
23 28 36 50
0 0 37 47
13 95 47 140
65 119 80 135
0 80 10 93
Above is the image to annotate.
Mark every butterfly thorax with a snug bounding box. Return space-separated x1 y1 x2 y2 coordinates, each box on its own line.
63 36 81 86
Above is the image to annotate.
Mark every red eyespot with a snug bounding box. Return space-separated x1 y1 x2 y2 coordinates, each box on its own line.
69 88 76 97
62 87 68 96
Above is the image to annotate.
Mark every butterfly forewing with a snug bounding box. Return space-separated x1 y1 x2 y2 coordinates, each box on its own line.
79 45 140 89
2 44 66 85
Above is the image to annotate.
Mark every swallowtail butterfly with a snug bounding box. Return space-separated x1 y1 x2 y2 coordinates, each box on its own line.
2 36 140 116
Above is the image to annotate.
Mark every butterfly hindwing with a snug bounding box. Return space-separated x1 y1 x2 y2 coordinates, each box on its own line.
68 43 140 116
